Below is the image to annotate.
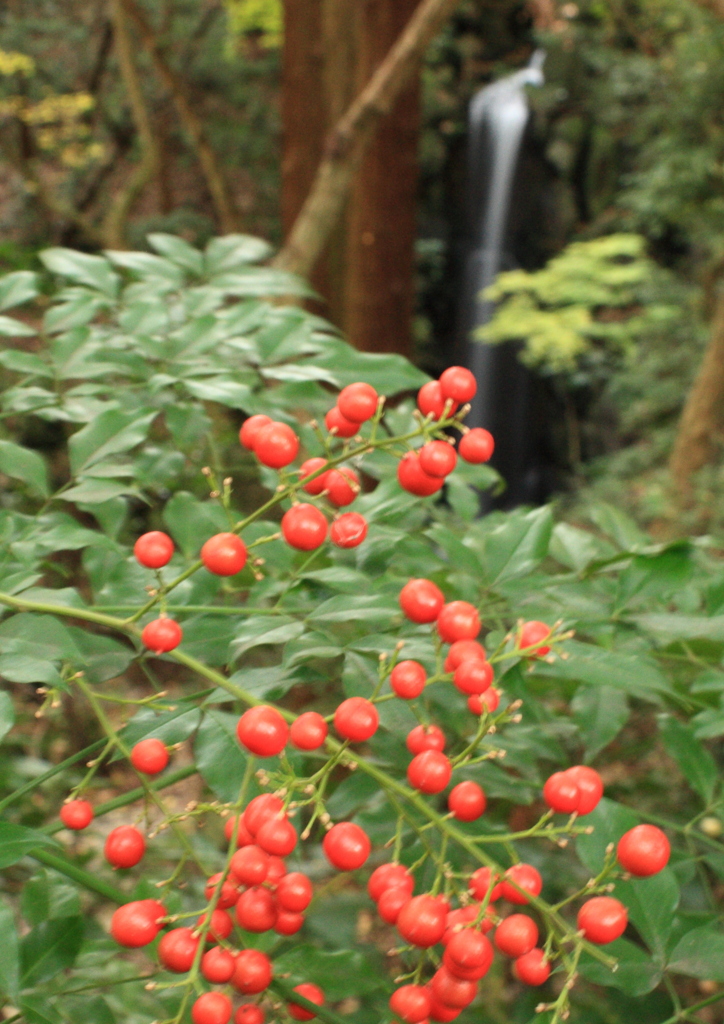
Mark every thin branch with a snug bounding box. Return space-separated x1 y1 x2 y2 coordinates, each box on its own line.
118 0 241 233
103 0 161 248
273 0 461 278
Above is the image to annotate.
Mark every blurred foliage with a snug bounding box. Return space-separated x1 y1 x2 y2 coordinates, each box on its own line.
224 0 282 49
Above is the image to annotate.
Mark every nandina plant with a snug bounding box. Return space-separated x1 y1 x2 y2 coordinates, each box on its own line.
0 238 722 1024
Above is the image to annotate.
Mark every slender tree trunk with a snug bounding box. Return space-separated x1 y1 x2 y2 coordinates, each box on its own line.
344 0 420 355
669 288 724 493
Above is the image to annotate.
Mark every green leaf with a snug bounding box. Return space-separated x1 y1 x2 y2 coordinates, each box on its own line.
588 502 649 551
307 594 399 626
68 408 157 476
0 654 63 686
0 823 57 869
484 506 553 583
177 615 236 667
534 640 672 700
667 924 724 981
41 248 119 297
571 685 629 760
60 478 144 504
614 869 679 959
211 268 315 298
194 711 247 801
0 350 52 376
232 616 305 656
106 249 185 286
550 522 616 571
579 937 662 995
0 898 19 1002
0 314 37 336
272 946 384 1001
0 270 40 310
66 627 134 683
0 440 49 496
576 799 639 875
205 234 273 273
148 233 204 275
21 871 80 925
162 491 230 558
20 916 84 987
19 996 63 1024
0 690 15 742
313 339 429 391
658 714 718 802
629 613 724 643
121 705 202 748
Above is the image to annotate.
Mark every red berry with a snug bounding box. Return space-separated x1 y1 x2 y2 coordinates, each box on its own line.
469 866 503 902
495 914 538 957
444 640 486 672
281 503 328 550
239 414 272 451
501 863 543 905
543 771 580 814
390 660 427 699
458 428 494 463
235 886 277 932
419 440 458 478
224 815 254 847
440 366 477 403
197 907 233 943
299 457 329 495
290 711 328 750
202 946 236 984
158 927 199 972
448 781 486 821
231 949 272 994
442 903 494 944
398 451 444 497
288 983 325 1021
334 696 379 743
236 706 289 757
417 380 458 420
399 578 445 623
230 844 270 886
110 899 165 947
514 948 550 986
445 930 494 976
141 617 182 653
105 825 145 869
235 1007 265 1024
201 533 247 576
427 994 462 1022
453 659 493 695
430 966 477 1008
265 855 287 887
617 825 670 876
243 794 285 835
518 620 551 657
60 799 93 830
130 737 169 775
367 863 414 902
338 382 378 422
378 885 411 924
275 909 305 934
330 512 367 548
325 467 360 507
254 421 299 467
205 872 239 909
406 724 445 755
134 531 174 569
407 750 452 794
397 895 447 947
467 688 501 715
277 872 313 912
325 406 359 437
256 815 297 857
566 765 603 815
577 896 628 944
323 822 371 871
389 984 431 1023
192 993 232 1024
437 601 480 643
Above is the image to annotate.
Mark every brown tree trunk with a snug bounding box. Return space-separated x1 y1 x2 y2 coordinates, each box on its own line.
345 0 420 355
669 288 724 493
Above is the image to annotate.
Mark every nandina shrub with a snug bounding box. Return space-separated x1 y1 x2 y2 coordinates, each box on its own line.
0 237 722 1024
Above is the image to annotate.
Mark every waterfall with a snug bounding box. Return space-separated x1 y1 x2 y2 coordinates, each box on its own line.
456 51 545 504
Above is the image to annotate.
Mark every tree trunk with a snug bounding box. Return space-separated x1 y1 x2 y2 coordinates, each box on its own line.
669 288 724 493
344 0 420 355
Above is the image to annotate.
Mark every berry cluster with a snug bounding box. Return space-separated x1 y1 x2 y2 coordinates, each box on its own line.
55 372 673 1023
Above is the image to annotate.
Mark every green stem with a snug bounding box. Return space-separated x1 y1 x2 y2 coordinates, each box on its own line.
30 847 127 902
269 977 353 1024
0 737 107 813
